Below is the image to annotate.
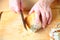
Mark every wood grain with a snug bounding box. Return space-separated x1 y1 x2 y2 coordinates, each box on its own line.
0 0 60 40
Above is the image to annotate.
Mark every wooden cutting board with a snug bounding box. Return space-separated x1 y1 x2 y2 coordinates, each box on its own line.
0 0 60 40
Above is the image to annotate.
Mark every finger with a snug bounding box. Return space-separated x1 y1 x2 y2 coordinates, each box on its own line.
29 7 34 14
47 7 52 24
45 11 50 24
29 2 39 14
9 0 20 12
38 6 47 28
48 10 52 24
41 11 47 28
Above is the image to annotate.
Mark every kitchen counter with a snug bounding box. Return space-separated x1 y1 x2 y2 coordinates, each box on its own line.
0 0 60 40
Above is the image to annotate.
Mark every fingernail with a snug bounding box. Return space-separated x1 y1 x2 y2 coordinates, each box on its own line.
43 25 45 29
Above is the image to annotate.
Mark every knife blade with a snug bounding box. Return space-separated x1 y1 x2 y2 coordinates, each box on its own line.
20 0 27 30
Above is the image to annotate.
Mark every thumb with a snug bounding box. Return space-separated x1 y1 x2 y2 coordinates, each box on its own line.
29 7 34 14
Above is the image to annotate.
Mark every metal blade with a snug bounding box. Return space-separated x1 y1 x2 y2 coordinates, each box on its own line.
20 0 27 30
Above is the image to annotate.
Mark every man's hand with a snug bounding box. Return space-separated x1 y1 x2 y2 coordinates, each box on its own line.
9 0 54 28
29 0 53 28
9 0 21 13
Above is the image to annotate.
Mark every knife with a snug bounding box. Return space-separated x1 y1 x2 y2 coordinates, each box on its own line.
20 0 27 30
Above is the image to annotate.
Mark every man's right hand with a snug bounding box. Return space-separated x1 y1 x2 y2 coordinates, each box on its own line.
9 0 21 13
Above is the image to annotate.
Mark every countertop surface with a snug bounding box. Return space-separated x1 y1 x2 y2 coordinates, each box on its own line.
0 0 60 40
